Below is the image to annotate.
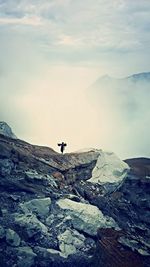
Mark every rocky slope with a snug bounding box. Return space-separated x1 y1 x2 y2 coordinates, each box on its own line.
0 129 150 267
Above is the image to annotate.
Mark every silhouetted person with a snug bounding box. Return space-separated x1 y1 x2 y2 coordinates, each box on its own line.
58 142 67 154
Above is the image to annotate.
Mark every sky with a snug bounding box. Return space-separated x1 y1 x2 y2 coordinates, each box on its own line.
0 0 150 158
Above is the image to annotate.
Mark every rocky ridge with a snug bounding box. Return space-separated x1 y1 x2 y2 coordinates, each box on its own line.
0 126 150 267
0 122 17 139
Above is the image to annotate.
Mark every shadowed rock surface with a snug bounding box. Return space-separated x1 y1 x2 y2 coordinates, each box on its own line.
0 130 150 267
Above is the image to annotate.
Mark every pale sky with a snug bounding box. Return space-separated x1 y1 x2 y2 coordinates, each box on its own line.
0 0 150 158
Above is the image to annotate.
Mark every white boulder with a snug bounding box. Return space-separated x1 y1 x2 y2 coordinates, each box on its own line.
57 198 118 236
88 151 130 184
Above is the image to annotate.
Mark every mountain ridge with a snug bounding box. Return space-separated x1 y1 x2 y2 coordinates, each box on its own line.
96 71 150 82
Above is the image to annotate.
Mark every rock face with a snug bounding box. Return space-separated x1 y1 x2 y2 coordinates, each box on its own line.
0 128 150 267
0 121 17 139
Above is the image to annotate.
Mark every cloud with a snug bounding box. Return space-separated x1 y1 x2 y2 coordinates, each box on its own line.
0 15 42 26
0 0 150 53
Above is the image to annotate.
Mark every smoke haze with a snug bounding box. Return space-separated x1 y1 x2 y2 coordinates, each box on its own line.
0 0 150 158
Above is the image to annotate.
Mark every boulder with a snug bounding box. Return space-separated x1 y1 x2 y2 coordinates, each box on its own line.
57 198 118 236
25 170 58 187
14 213 48 238
15 246 36 267
88 151 129 184
20 197 51 219
6 228 21 247
58 229 85 258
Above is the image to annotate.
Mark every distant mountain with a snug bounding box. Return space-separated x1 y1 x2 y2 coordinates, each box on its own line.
0 121 17 139
127 72 150 82
91 71 150 88
88 71 150 158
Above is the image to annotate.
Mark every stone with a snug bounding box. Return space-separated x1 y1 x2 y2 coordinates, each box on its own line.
46 248 62 256
88 151 129 184
9 195 19 201
20 197 51 218
58 229 85 258
0 225 5 239
118 236 150 256
0 158 14 176
57 198 118 236
16 246 36 267
15 213 48 238
6 228 21 247
25 170 58 188
45 214 55 226
137 248 150 256
118 236 139 251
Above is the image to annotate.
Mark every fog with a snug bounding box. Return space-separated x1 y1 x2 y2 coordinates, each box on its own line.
0 33 100 153
88 77 150 158
0 32 150 159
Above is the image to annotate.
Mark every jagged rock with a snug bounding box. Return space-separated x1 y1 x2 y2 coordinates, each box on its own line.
118 236 150 256
58 229 85 258
0 121 17 139
6 229 21 247
9 195 20 201
137 249 150 256
0 225 5 239
88 151 129 184
20 198 51 219
15 246 36 267
57 198 118 236
25 170 58 188
34 245 93 267
14 213 48 238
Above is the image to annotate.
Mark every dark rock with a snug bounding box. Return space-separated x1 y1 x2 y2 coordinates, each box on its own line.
6 228 21 246
0 225 5 239
0 159 14 176
15 246 37 267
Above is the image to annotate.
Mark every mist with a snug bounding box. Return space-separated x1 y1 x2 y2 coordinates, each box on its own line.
88 76 150 158
0 32 99 153
0 33 149 158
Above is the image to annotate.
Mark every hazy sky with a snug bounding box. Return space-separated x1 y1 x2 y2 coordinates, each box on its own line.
0 0 150 158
